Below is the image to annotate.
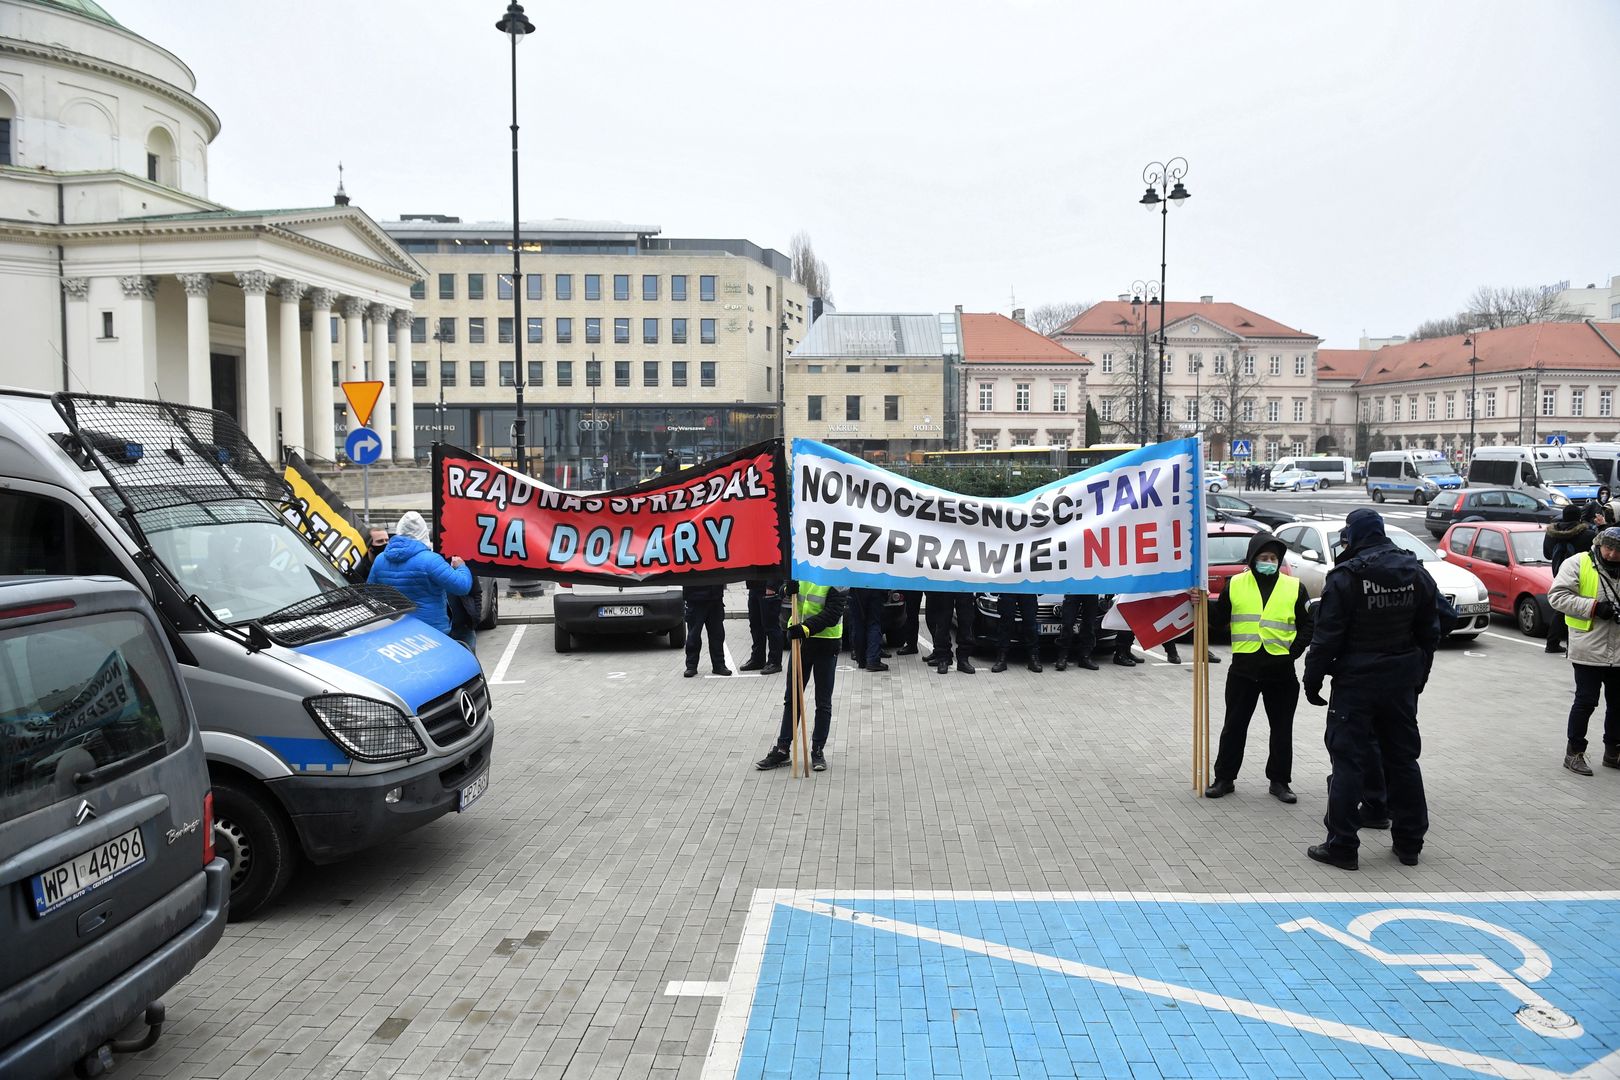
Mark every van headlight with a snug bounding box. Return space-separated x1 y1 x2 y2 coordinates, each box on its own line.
304 695 425 763
1549 492 1571 507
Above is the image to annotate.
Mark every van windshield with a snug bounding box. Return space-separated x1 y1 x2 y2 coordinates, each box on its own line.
1539 462 1598 484
0 611 186 822
137 500 347 624
1414 460 1458 476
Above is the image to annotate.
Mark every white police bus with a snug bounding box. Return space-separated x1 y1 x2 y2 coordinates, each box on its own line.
1365 449 1465 504
1271 455 1353 488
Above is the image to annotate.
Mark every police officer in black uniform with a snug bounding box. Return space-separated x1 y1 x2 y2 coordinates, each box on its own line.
1302 509 1440 870
992 592 1041 673
925 590 977 675
1053 593 1101 671
681 583 732 678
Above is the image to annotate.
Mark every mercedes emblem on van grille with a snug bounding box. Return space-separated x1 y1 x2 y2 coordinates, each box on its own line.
74 799 96 826
458 690 477 729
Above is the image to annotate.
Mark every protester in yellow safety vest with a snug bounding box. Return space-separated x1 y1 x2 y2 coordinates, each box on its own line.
1546 526 1620 776
755 580 848 773
1193 532 1313 804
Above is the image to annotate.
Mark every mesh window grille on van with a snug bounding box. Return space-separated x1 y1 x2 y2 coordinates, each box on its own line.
0 613 187 822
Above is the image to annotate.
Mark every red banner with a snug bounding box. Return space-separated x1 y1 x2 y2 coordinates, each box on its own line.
431 441 789 585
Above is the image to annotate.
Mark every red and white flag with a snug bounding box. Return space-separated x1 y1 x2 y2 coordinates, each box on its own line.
1102 590 1194 650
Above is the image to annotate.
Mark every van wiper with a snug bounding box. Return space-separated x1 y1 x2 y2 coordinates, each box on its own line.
75 743 166 788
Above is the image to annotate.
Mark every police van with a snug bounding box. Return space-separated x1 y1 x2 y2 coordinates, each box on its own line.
0 391 493 918
1270 455 1353 487
1364 449 1465 504
1465 445 1600 507
1566 443 1620 493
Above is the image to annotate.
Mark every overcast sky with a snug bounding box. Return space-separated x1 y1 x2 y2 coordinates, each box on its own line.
115 0 1619 348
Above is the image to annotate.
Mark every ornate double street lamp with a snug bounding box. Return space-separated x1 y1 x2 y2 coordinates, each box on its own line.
496 2 535 473
1463 332 1480 463
1129 280 1161 444
1139 157 1191 442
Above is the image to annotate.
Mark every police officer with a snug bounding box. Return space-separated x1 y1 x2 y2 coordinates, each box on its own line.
1200 532 1313 803
925 590 977 674
681 583 731 678
849 587 890 671
992 592 1041 673
1302 508 1439 870
895 591 924 656
740 578 785 676
755 580 848 773
1053 593 1101 671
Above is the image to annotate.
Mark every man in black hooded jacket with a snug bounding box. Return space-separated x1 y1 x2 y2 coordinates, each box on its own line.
1199 532 1313 803
1302 508 1440 870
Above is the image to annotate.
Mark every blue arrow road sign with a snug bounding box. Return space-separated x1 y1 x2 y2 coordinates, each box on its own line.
1232 439 1252 458
345 427 383 466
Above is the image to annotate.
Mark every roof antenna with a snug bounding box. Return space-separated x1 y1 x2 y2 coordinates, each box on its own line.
334 162 350 207
151 379 186 462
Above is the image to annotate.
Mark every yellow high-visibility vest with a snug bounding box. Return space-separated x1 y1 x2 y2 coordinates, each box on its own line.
1228 571 1301 655
1566 553 1599 633
797 582 843 639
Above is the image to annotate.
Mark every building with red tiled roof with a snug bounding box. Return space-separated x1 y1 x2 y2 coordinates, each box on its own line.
1321 321 1620 459
960 312 1093 451
1052 295 1324 460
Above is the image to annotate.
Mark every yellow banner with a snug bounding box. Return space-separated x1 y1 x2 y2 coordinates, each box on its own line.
281 454 367 577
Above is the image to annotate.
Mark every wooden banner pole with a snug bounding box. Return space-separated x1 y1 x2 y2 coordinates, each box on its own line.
1194 591 1210 793
790 594 806 778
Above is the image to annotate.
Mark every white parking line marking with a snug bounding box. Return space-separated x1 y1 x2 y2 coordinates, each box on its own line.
665 980 727 998
489 625 526 684
1481 630 1543 649
917 633 933 652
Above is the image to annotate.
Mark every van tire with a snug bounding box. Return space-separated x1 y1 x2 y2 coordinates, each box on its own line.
1371 489 1385 503
554 623 574 653
212 780 296 921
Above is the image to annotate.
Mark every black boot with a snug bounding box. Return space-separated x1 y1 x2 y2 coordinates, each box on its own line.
1027 656 1043 673
957 656 976 674
1075 655 1100 671
991 652 1008 673
1055 657 1068 672
1164 643 1182 664
1113 651 1138 667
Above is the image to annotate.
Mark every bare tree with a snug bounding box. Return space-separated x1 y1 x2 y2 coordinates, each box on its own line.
1409 284 1582 340
1096 342 1159 443
790 231 833 304
1197 353 1273 459
1027 300 1093 336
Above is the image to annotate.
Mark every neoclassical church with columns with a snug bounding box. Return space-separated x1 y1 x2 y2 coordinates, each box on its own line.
0 0 424 463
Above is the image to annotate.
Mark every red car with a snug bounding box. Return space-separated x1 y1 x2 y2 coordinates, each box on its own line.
1437 521 1555 636
1206 521 1268 602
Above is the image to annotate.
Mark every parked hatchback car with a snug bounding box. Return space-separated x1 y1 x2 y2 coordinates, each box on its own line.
0 576 228 1079
553 581 687 651
1209 492 1300 531
1424 485 1560 538
1437 522 1556 636
1275 518 1492 638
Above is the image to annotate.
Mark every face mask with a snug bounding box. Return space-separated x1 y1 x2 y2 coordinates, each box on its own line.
1255 560 1279 576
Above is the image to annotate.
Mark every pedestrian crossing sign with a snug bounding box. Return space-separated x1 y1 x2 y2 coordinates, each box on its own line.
1232 439 1252 458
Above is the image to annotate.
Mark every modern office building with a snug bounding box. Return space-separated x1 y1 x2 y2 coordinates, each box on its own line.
380 216 809 487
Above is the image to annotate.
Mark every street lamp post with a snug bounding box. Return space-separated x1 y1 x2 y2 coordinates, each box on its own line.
1139 157 1191 443
1129 280 1160 444
1463 333 1479 463
496 2 535 474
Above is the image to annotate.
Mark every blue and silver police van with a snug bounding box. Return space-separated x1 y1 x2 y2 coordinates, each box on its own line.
1365 449 1465 504
1466 445 1601 507
0 391 493 918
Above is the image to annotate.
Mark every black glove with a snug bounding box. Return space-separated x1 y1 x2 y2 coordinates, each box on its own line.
1596 601 1616 620
1304 683 1328 707
785 581 799 595
787 624 807 641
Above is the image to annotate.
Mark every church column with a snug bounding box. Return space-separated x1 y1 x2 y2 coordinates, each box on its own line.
236 271 274 457
118 275 159 399
307 289 337 460
177 274 212 408
392 310 416 462
277 279 308 459
368 304 393 458
341 296 367 433
61 277 91 393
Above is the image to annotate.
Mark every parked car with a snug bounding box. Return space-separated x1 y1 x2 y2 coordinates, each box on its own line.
971 593 1123 653
1437 521 1556 636
1269 468 1324 492
1205 521 1265 603
1424 485 1561 538
0 576 228 1079
1209 492 1300 531
1274 517 1491 638
553 581 686 651
1205 470 1230 493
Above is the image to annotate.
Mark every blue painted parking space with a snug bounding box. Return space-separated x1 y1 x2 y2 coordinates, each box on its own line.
711 891 1620 1080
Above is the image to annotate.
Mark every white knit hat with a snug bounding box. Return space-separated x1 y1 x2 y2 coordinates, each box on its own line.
396 511 430 542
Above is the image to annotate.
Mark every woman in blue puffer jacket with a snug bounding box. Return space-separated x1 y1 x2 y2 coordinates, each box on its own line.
367 511 472 635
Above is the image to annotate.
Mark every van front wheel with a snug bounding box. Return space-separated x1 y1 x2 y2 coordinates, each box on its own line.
212 780 297 921
1371 489 1385 503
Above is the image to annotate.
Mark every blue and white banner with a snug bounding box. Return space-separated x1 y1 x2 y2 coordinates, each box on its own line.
790 439 1205 594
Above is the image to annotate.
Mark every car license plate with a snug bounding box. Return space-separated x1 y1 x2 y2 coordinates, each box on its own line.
31 826 145 917
1039 622 1063 635
458 770 489 812
1459 602 1490 615
598 605 645 618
